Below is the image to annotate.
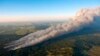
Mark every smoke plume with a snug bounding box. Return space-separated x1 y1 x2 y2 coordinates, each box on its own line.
5 7 100 50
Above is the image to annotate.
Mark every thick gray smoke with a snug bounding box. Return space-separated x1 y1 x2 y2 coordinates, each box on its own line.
5 7 100 50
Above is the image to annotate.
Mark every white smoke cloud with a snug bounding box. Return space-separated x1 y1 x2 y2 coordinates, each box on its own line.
5 7 100 50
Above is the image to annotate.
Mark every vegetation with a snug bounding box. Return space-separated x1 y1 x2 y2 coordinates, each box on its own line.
2 32 98 56
0 22 100 56
88 46 100 56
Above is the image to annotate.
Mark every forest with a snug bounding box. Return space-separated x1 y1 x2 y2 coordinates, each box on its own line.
0 22 100 56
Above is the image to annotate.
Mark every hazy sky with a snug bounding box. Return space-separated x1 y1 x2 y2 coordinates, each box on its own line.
0 0 100 22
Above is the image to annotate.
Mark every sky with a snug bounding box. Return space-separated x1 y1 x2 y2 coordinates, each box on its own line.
0 0 100 22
